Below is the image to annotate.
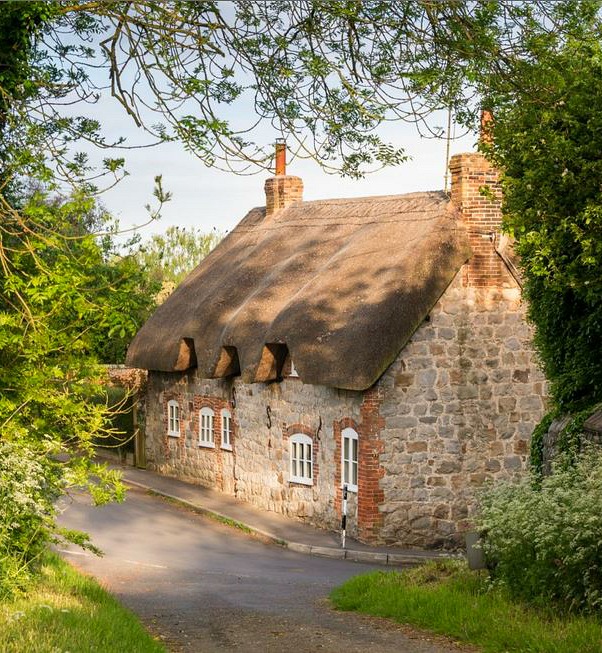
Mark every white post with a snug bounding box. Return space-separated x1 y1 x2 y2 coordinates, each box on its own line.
341 484 348 549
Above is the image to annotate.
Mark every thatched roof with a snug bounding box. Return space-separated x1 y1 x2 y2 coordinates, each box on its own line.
126 191 471 390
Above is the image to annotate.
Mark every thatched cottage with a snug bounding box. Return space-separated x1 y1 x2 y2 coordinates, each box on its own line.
126 143 547 548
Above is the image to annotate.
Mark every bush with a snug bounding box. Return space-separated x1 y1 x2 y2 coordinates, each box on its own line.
476 447 602 613
0 437 112 598
0 441 58 596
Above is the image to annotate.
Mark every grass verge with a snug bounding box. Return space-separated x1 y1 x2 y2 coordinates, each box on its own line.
330 560 602 653
148 490 291 546
0 553 166 653
149 489 255 535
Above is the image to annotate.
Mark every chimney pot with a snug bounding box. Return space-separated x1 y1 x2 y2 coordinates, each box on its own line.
480 109 494 146
275 139 286 176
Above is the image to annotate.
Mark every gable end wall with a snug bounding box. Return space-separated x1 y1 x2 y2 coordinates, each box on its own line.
377 272 547 548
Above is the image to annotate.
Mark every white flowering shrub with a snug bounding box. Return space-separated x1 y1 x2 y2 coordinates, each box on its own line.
0 434 120 597
0 440 59 595
476 447 602 613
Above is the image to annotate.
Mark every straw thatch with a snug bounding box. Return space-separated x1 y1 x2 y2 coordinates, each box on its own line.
126 191 470 390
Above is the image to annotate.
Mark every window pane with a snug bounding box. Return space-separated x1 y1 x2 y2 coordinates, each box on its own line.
291 442 297 476
169 404 180 433
290 437 313 481
222 415 230 445
352 438 358 463
343 438 349 462
352 461 358 486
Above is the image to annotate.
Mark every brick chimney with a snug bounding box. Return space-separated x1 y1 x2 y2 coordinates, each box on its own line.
449 112 506 287
264 139 303 217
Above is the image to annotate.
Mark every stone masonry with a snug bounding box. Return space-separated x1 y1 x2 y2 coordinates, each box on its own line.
145 371 367 540
142 266 546 549
377 274 547 547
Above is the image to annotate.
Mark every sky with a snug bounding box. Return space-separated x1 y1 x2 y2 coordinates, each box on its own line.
54 9 479 242
89 97 476 240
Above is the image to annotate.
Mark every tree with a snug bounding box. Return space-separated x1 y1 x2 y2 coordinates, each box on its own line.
0 189 132 591
485 25 602 410
5 1 596 181
135 226 222 300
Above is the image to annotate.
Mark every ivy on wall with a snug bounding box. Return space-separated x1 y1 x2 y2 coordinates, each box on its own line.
530 404 602 477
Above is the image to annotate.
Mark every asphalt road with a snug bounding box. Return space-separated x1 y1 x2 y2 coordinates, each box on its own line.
58 487 474 653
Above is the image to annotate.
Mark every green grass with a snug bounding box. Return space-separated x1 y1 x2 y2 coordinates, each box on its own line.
330 560 602 653
0 553 166 653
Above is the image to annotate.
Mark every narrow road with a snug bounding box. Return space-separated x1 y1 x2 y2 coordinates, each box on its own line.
58 487 474 653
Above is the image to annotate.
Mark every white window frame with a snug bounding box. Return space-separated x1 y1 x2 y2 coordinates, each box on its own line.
199 407 215 448
341 427 359 492
289 433 313 485
221 409 232 451
167 400 180 437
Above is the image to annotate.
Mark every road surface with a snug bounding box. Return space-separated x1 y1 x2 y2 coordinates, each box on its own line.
58 487 475 653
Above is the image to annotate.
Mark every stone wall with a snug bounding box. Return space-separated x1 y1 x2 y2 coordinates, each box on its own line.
378 273 548 548
144 371 365 538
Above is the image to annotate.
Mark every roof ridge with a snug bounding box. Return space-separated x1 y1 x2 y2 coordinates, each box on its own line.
294 190 447 207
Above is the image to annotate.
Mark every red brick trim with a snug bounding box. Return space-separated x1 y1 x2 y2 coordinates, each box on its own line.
357 386 385 542
334 417 360 516
283 423 320 485
192 395 236 491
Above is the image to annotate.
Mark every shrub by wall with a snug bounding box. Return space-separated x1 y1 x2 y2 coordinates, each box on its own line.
477 447 602 613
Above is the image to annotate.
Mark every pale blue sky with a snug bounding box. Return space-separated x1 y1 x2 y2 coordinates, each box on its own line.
54 7 480 241
81 86 475 239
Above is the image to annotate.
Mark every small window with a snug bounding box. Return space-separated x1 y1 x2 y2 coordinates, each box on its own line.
199 407 215 448
290 434 313 485
221 409 232 450
167 400 180 437
342 428 358 492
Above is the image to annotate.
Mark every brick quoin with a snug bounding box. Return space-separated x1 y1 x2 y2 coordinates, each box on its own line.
357 386 385 542
449 153 506 288
333 417 360 518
